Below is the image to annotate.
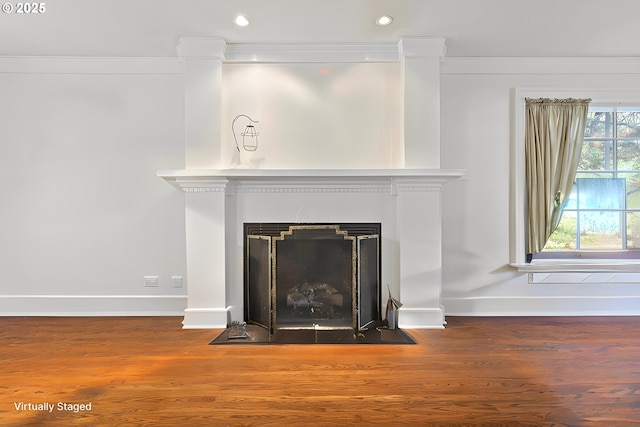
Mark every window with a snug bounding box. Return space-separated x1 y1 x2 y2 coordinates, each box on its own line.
539 106 640 257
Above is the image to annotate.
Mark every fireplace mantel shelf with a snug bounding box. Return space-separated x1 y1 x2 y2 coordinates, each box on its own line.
158 168 465 193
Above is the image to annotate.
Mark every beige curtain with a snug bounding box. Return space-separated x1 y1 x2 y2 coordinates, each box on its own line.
525 98 591 254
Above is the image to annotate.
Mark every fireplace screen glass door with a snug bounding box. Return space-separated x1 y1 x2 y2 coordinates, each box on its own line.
246 225 379 332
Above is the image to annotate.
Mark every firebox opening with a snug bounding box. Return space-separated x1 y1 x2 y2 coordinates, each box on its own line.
244 223 381 334
275 227 355 330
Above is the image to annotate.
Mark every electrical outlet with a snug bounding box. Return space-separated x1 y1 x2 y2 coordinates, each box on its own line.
172 276 183 288
144 276 159 287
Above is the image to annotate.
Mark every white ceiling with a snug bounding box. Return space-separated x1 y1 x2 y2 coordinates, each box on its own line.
1 0 639 58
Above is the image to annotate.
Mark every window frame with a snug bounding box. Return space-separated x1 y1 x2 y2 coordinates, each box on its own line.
511 88 640 272
539 105 640 257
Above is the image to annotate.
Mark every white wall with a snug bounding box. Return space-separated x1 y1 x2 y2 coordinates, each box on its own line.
440 58 640 315
221 62 402 169
3 55 640 317
0 60 188 315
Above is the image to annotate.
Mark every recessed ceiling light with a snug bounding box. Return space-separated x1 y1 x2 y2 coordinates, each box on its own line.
376 15 393 26
235 15 249 27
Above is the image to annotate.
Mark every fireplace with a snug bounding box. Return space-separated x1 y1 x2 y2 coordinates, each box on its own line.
158 37 464 330
158 168 464 329
245 224 380 333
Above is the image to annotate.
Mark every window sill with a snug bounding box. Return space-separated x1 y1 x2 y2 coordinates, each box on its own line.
510 260 640 273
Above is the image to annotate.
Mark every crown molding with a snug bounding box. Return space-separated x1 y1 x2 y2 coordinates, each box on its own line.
177 37 448 63
442 57 640 75
398 37 447 59
0 56 183 74
223 41 400 63
4 54 638 75
177 37 227 59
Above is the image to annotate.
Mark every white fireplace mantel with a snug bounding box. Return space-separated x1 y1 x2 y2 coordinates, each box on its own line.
159 168 464 329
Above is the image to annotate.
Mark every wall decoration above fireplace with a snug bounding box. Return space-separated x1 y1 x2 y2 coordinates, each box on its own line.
232 114 260 152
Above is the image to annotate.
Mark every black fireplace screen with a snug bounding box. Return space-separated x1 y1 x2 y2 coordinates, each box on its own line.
245 224 380 332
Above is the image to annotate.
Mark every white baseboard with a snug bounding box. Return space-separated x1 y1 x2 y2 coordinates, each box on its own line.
443 296 640 317
0 295 187 316
397 307 446 329
182 308 229 329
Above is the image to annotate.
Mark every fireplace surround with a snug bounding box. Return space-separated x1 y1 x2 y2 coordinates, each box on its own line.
159 168 464 329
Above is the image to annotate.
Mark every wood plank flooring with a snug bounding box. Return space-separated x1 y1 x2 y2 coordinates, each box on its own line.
1 316 639 426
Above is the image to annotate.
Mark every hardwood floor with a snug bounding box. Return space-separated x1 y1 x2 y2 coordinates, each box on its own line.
1 316 639 426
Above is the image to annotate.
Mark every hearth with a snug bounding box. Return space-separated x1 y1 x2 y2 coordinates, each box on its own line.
244 223 381 334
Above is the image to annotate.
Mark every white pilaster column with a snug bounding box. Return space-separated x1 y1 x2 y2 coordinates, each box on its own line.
177 37 226 169
177 37 229 328
398 37 446 169
395 178 446 328
182 180 229 328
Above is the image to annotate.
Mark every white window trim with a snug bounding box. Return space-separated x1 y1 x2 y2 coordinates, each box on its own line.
511 87 640 273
